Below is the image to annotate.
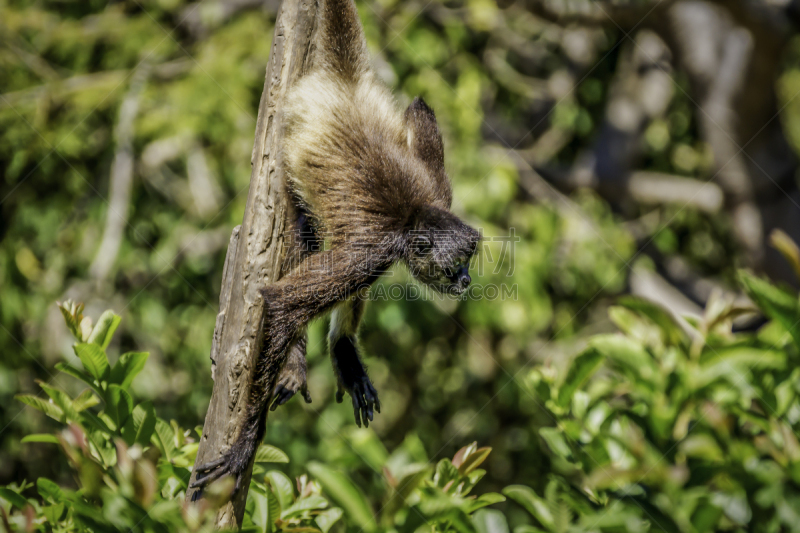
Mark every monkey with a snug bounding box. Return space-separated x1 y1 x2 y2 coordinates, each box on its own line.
191 0 480 496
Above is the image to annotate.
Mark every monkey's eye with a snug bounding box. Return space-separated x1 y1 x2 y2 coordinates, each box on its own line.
413 235 432 255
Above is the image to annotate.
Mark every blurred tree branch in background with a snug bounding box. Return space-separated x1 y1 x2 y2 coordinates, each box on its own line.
508 0 800 291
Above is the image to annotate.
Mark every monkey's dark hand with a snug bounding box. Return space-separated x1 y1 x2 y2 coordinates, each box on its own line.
336 373 380 428
270 339 312 410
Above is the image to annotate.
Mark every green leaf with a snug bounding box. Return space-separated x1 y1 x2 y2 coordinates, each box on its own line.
465 493 506 513
250 484 274 533
394 463 431 498
539 428 572 460
265 471 294 512
74 343 110 381
503 485 554 530
281 494 328 519
590 334 656 382
58 301 84 341
691 500 724 532
87 310 121 349
21 434 60 444
308 461 377 532
435 458 459 488
109 351 148 389
458 447 492 476
739 270 800 349
346 428 390 472
266 485 281 528
558 348 603 407
254 444 289 464
43 502 66 524
80 411 113 434
0 488 29 509
55 363 102 395
39 382 80 420
679 434 724 462
700 346 786 371
73 389 100 412
88 430 117 467
417 492 459 515
473 509 510 533
619 296 687 346
462 468 487 496
316 507 344 533
384 464 431 518
37 478 64 503
16 394 65 422
104 384 134 431
443 509 479 533
152 418 176 461
132 402 157 447
512 526 547 533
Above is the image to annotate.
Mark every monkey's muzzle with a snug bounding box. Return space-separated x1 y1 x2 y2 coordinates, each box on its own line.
455 265 471 288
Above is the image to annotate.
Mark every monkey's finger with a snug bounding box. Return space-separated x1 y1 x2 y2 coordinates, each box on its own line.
233 475 243 496
351 395 364 427
276 384 291 398
191 489 204 502
362 378 380 413
302 389 313 403
194 457 226 474
270 385 286 410
277 388 295 406
336 389 345 403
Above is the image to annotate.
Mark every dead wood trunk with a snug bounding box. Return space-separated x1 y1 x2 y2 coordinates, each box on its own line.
185 0 319 527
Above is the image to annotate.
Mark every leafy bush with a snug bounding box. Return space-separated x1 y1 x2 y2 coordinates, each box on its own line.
0 302 508 532
6 269 800 532
510 269 800 532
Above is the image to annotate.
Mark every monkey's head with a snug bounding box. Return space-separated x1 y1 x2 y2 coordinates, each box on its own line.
406 206 481 295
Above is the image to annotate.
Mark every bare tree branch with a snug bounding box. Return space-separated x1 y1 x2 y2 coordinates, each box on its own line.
185 0 319 526
89 61 152 284
523 0 677 26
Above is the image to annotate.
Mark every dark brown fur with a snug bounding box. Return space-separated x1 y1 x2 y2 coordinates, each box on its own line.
191 0 479 495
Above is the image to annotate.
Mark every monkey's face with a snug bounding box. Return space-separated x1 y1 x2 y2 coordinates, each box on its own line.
406 209 480 295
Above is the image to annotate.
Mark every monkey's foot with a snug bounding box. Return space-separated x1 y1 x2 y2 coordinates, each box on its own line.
270 336 312 410
271 368 312 410
189 443 252 499
336 375 380 428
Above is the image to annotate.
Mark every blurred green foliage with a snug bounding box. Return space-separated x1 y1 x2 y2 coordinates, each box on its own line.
5 0 800 531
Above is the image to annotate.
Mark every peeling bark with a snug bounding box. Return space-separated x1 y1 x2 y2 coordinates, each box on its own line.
185 0 320 527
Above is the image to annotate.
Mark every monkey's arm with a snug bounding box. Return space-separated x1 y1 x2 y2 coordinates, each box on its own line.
329 297 380 427
191 244 389 494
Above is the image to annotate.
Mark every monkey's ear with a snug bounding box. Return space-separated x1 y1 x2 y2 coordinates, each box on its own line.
405 97 444 173
405 98 451 205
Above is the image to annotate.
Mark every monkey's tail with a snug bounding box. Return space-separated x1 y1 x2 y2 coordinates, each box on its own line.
317 0 369 81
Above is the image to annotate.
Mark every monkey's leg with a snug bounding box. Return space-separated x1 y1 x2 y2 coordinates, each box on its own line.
192 245 388 495
330 297 380 427
270 332 312 409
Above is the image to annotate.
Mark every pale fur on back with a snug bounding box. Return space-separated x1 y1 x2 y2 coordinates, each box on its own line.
283 68 408 230
281 0 452 242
